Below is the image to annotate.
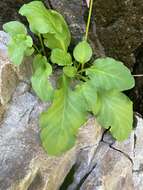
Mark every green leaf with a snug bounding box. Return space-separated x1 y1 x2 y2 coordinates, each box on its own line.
33 54 48 71
63 66 77 78
25 47 34 56
51 48 72 66
73 40 92 64
43 11 71 50
96 90 133 141
40 76 87 155
19 1 71 50
8 34 33 65
86 57 135 91
31 55 53 101
76 82 101 115
44 33 63 50
3 21 27 37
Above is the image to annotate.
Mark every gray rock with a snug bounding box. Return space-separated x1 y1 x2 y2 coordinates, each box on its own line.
0 31 18 107
80 142 134 190
0 83 103 190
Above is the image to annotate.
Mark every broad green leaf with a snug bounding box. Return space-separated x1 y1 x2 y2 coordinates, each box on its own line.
43 11 71 50
44 33 63 50
8 34 33 65
25 47 34 56
33 54 49 71
19 1 56 34
3 21 27 37
63 66 77 78
40 77 87 155
96 90 133 140
31 56 53 101
86 57 135 91
19 1 71 50
73 40 92 64
76 82 101 115
51 48 72 66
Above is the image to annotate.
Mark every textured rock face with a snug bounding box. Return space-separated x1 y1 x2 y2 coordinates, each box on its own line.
0 82 103 190
93 0 143 68
66 115 143 190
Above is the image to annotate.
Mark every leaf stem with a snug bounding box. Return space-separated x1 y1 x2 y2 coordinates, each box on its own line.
33 44 40 54
38 34 46 56
76 74 88 81
133 74 143 77
78 68 87 74
85 0 94 41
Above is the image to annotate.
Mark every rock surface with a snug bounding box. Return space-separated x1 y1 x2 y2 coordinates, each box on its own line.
0 82 103 190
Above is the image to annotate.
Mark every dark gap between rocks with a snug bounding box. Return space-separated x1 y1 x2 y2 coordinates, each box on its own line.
59 164 76 190
127 44 143 116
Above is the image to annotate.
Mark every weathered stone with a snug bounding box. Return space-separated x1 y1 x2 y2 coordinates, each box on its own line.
0 32 18 106
93 0 143 68
0 82 103 190
80 142 134 190
132 115 143 190
14 57 33 82
0 31 10 57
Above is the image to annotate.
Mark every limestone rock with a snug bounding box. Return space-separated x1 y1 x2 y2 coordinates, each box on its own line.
80 142 134 190
0 31 18 119
0 82 103 190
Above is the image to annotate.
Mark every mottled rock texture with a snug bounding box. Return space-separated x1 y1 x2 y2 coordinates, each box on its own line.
0 82 103 190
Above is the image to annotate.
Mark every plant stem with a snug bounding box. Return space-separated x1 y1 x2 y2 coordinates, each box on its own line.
33 44 40 54
38 34 46 56
133 74 143 77
85 0 94 41
78 68 87 74
77 74 88 81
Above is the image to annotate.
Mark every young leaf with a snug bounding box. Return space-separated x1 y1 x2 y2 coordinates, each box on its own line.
31 55 53 102
8 34 33 65
73 40 92 64
25 47 34 56
40 76 87 155
51 48 72 66
3 21 27 37
19 1 71 50
63 66 77 78
96 90 133 141
86 57 135 91
33 54 48 71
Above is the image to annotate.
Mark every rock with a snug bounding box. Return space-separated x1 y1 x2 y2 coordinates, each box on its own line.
66 115 143 190
0 82 103 190
0 31 10 57
93 0 143 68
14 57 33 82
133 115 143 190
80 142 134 190
0 31 18 118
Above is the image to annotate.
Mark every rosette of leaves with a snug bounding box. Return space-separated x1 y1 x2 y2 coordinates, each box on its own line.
3 1 135 155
